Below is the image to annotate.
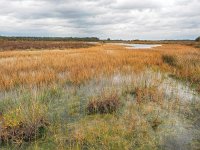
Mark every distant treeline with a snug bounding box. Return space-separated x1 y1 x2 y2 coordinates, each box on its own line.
0 36 100 42
196 36 200 41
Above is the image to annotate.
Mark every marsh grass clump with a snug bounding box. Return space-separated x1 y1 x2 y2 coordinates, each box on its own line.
68 110 158 149
162 54 177 67
38 86 62 103
68 116 132 149
135 87 164 104
0 117 48 144
0 101 49 145
87 93 120 114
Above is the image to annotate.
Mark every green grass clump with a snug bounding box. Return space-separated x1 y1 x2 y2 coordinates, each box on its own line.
68 113 158 150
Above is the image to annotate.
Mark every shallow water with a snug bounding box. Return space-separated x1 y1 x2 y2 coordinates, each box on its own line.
0 70 199 149
124 44 162 49
111 71 200 150
109 43 162 49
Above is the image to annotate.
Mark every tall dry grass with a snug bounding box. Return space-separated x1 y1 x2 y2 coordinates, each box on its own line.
0 43 199 92
160 45 200 92
0 44 162 90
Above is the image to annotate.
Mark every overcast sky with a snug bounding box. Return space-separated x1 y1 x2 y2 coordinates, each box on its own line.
0 0 200 40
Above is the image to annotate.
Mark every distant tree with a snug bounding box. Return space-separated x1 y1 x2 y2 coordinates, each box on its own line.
107 38 111 41
195 36 200 41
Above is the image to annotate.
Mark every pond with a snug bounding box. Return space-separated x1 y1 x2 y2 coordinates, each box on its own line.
123 44 162 49
108 43 162 49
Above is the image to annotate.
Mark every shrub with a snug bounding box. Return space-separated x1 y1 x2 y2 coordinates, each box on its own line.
162 54 177 67
87 93 120 114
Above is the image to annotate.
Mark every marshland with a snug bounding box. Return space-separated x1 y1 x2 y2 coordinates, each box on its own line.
0 38 199 150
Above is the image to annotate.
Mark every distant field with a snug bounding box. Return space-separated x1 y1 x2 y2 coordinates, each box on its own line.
0 43 199 149
0 40 95 51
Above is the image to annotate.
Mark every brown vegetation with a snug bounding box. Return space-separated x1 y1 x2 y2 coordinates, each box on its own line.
87 93 120 114
0 40 95 51
0 101 48 145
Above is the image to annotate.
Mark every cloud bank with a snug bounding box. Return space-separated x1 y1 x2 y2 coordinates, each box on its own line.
0 0 200 40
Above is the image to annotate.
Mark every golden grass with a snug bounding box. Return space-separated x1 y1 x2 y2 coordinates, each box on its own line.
0 43 199 92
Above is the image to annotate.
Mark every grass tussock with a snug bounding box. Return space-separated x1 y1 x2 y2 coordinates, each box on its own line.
69 114 158 150
0 100 49 145
162 54 177 67
87 93 120 114
135 87 164 104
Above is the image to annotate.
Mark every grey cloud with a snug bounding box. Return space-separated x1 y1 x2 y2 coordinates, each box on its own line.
110 0 163 10
0 0 199 40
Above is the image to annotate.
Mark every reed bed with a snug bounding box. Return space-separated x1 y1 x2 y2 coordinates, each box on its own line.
0 43 199 92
